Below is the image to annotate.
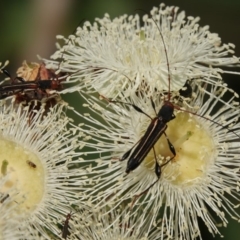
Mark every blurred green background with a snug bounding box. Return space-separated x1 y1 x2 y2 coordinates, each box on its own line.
0 0 239 239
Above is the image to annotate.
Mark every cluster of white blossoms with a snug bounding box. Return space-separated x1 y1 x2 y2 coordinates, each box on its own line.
53 3 239 240
1 3 240 240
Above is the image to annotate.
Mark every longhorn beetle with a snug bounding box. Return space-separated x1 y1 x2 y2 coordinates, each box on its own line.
100 15 239 206
0 20 86 101
101 94 177 205
0 67 65 100
101 27 181 205
0 65 66 125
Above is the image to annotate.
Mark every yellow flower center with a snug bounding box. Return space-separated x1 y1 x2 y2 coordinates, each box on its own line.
0 136 45 214
144 112 215 186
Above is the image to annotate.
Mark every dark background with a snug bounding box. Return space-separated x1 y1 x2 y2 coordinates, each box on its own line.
0 1 239 239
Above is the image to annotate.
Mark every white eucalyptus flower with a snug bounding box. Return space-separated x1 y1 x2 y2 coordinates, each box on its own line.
0 100 87 239
44 3 239 97
78 206 161 240
74 81 240 240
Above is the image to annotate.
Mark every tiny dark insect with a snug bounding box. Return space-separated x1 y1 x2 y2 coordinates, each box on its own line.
26 160 36 169
61 212 72 239
0 193 9 203
61 210 78 240
59 196 84 240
